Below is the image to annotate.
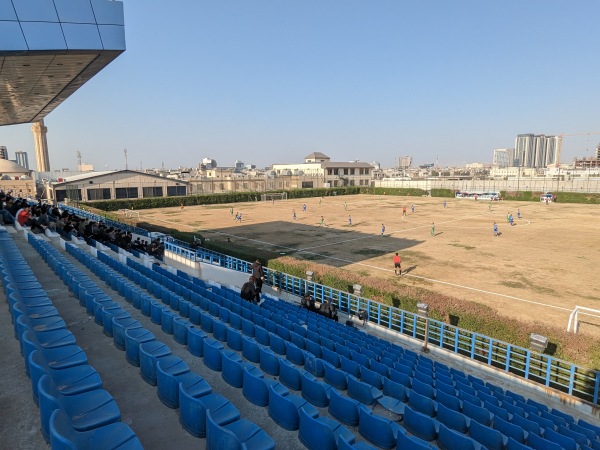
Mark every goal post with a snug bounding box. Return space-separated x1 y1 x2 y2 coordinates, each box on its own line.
261 192 287 202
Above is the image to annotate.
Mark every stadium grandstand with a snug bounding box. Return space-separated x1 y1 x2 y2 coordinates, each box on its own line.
1 1 599 449
1 200 599 449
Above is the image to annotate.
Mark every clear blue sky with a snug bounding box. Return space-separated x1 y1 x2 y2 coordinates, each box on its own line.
2 0 600 171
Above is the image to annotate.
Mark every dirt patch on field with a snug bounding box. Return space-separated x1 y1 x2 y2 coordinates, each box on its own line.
136 194 600 335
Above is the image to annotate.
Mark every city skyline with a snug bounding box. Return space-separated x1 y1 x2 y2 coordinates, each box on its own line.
1 1 600 171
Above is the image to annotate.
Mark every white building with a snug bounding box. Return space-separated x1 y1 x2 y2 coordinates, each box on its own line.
272 153 373 187
492 148 514 168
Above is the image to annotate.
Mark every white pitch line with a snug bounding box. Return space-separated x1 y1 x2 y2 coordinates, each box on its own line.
144 209 569 314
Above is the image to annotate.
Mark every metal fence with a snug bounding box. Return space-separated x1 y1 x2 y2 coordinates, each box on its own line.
64 204 600 405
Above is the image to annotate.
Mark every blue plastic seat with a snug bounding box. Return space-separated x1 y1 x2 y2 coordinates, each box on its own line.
179 390 240 438
408 390 437 417
290 331 306 350
267 383 318 431
510 412 541 436
242 366 278 407
285 341 306 366
502 401 526 418
412 378 435 399
527 430 562 450
226 327 243 351
299 407 355 450
525 411 555 431
492 416 526 444
301 372 333 407
402 404 438 442
462 399 492 426
469 417 504 450
435 387 461 412
568 422 597 442
304 353 324 378
212 318 228 342
322 346 341 368
483 400 509 421
203 338 225 371
49 409 142 450
222 350 253 388
206 410 275 450
347 374 383 405
200 311 214 333
187 327 207 357
437 423 480 450
156 357 193 408
38 375 121 443
241 318 255 337
351 350 369 367
324 361 348 390
328 388 360 427
28 346 89 405
124 327 155 367
22 329 77 375
189 305 202 324
279 358 305 391
542 427 578 450
340 356 361 378
358 404 403 449
360 366 383 390
254 325 270 346
396 428 437 449
390 368 412 388
112 317 141 351
139 341 172 385
436 403 468 434
506 437 532 450
383 377 408 402
173 317 193 345
259 346 281 376
369 359 390 377
269 333 287 355
305 339 322 359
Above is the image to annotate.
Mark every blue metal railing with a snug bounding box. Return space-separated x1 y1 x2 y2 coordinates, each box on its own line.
64 205 600 405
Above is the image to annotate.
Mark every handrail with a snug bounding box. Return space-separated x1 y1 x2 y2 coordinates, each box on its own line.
63 205 600 405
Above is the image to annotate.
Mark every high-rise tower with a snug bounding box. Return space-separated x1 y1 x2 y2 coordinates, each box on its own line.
31 119 50 172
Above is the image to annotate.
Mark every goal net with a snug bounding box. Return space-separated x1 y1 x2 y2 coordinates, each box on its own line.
261 192 287 202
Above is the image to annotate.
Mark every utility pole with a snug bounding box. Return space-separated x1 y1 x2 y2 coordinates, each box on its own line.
124 148 128 170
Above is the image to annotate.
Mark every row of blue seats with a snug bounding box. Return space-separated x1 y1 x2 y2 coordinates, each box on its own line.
89 245 455 449
85 239 600 450
1 230 143 449
70 242 390 449
56 239 277 449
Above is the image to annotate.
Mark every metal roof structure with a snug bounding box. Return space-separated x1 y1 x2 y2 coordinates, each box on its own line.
0 0 125 126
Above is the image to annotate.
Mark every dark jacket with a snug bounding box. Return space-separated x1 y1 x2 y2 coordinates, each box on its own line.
241 281 257 301
251 261 264 279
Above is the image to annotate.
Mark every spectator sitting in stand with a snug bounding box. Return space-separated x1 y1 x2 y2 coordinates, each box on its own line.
240 276 258 304
300 292 315 312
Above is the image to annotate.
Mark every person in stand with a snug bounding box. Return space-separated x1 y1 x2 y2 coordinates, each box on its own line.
411 204 415 214
303 203 307 212
493 222 499 237
319 298 332 318
300 292 315 312
402 205 407 217
393 252 401 276
251 259 264 300
517 209 521 220
348 215 352 226
240 276 258 304
381 223 385 236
